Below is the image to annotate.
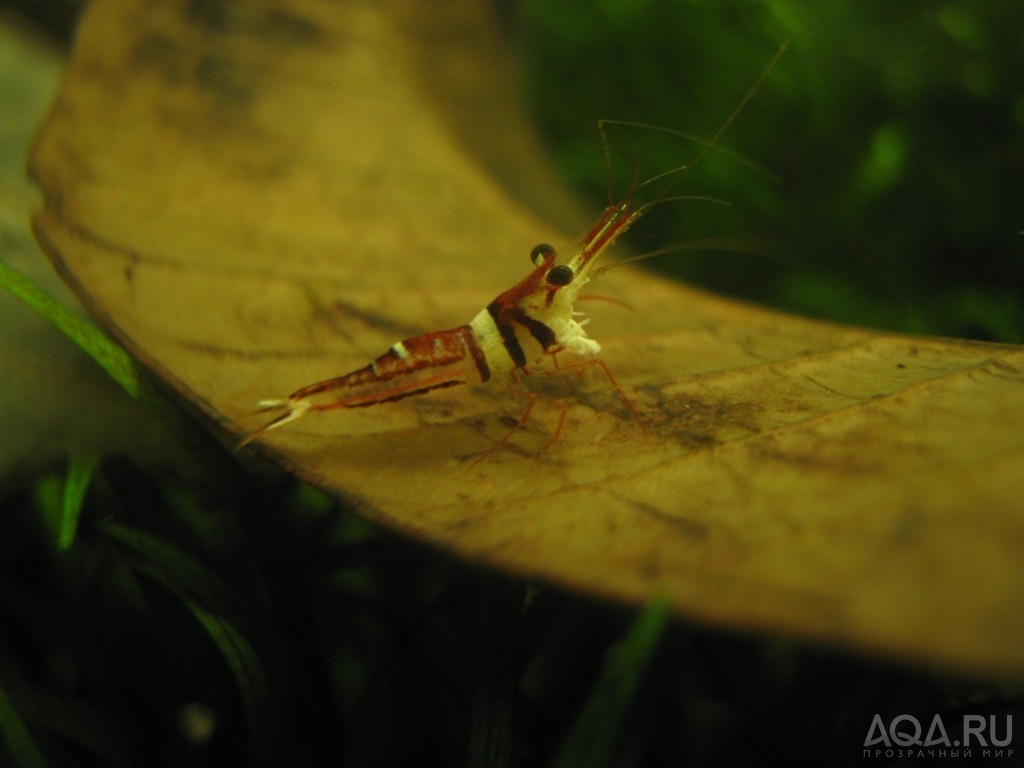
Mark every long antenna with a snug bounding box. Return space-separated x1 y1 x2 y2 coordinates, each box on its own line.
685 41 789 179
598 42 789 207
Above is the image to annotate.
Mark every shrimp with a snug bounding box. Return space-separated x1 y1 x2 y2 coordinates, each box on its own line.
240 206 644 451
241 45 787 460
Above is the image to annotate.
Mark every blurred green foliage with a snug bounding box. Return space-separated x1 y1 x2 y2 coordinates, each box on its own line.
519 0 1024 342
4 455 1018 766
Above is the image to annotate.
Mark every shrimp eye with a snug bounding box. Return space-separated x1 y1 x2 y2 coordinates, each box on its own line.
546 265 574 286
530 243 557 265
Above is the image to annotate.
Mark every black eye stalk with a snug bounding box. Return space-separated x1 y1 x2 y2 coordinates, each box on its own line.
530 243 574 287
530 243 556 265
545 265 574 286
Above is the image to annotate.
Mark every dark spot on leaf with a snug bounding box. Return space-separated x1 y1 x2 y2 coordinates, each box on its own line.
261 9 322 44
185 0 231 33
196 53 255 107
620 496 709 541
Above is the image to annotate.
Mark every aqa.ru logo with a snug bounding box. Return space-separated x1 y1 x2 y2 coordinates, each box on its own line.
863 714 1013 759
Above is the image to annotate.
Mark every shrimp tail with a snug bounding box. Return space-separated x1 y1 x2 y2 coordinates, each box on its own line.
238 397 313 448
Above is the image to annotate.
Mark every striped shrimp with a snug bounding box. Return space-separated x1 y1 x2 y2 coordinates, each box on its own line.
241 202 646 459
242 47 785 460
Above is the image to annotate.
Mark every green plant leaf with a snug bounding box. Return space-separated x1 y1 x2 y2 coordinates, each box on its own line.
553 595 670 768
0 679 47 768
6 686 131 768
185 601 272 757
57 454 100 550
0 258 253 498
95 520 281 757
0 260 143 401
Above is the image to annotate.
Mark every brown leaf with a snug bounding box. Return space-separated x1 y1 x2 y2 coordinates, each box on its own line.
31 0 1024 676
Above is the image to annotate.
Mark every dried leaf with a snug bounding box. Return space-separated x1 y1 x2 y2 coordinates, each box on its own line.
31 0 1024 676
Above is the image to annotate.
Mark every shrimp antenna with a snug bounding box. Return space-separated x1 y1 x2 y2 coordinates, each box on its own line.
599 41 789 206
589 233 790 281
675 41 788 183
